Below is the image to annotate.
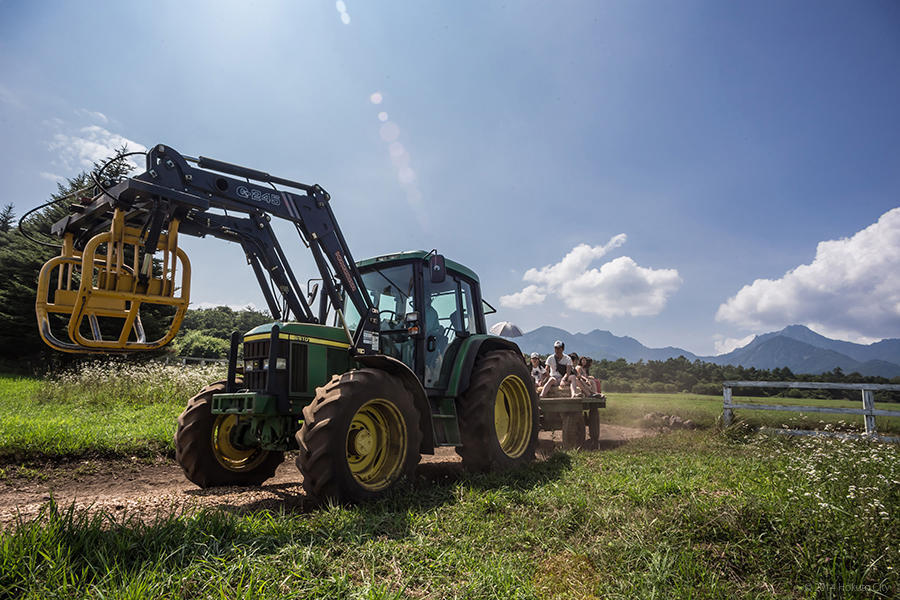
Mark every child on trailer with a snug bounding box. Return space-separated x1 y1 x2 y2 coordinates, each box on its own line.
529 352 545 390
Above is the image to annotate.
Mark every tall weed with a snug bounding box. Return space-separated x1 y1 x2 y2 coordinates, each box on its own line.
38 360 225 406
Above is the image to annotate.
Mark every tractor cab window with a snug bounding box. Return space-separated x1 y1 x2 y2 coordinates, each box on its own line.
458 279 478 336
424 274 474 388
340 264 415 366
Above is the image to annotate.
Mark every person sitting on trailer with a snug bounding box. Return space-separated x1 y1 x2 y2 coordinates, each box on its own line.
566 351 594 398
539 340 577 397
578 356 603 398
529 352 545 389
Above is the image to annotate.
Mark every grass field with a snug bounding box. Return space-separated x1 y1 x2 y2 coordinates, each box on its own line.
1 369 898 463
1 431 897 598
0 363 224 462
0 366 898 597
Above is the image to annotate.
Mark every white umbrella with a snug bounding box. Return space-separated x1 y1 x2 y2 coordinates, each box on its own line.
489 321 523 337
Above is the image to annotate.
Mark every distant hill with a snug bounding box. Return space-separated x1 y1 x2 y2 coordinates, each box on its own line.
766 325 900 364
510 324 900 377
705 325 900 377
514 326 699 363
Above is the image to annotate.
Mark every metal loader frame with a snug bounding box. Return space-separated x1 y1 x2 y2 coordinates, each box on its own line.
41 144 382 355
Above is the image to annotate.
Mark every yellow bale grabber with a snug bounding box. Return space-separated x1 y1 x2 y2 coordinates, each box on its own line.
35 207 190 353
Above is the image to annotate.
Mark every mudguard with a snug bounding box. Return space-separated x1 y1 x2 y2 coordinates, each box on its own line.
441 334 523 398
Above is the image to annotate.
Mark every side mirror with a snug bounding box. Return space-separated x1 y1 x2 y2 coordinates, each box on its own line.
429 254 446 283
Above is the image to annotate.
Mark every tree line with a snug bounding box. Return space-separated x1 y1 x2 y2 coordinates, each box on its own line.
584 355 900 402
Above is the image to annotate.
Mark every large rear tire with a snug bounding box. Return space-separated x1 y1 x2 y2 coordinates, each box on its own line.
297 369 422 503
456 350 539 471
175 381 284 488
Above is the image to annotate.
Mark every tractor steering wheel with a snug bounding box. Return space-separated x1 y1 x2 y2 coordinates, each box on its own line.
378 309 398 322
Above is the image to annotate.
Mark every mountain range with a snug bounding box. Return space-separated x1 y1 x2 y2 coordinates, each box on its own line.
513 324 900 378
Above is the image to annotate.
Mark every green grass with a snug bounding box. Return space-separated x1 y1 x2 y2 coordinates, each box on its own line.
0 369 897 597
0 362 224 461
2 369 898 463
1 431 897 598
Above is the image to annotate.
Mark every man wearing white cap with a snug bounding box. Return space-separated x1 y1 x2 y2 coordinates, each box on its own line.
539 340 576 397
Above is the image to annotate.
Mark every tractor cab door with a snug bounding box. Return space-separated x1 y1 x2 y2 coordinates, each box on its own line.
422 273 478 389
342 263 417 368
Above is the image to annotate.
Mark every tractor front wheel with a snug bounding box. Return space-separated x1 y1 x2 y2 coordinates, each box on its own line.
175 381 284 488
297 369 422 503
456 350 539 471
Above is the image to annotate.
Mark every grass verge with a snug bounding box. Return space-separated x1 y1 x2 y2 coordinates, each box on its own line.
0 362 224 462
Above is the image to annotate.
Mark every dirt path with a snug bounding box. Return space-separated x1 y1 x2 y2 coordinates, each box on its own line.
0 425 651 525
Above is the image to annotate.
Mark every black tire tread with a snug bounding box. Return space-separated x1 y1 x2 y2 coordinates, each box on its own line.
296 369 422 502
174 380 284 488
456 350 539 471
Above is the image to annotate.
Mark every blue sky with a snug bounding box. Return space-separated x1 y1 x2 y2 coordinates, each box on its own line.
2 1 899 355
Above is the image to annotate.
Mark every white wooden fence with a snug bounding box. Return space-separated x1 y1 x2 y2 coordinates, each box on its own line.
722 381 900 442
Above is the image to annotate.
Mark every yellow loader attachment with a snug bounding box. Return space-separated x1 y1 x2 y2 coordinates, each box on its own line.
35 208 191 353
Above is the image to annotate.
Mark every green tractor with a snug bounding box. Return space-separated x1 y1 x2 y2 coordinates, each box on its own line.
36 145 539 502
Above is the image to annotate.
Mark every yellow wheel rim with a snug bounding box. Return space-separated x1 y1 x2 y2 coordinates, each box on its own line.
494 375 532 458
211 414 267 472
346 398 408 491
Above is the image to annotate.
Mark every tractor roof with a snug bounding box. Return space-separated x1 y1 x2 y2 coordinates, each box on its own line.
356 250 480 283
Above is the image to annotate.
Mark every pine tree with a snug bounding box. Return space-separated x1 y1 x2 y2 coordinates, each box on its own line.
0 148 138 363
0 204 14 234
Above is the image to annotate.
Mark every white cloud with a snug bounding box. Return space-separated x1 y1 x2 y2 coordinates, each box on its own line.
75 108 108 124
523 235 626 288
716 207 900 342
39 171 65 183
713 334 755 355
500 235 682 317
561 256 682 317
499 285 546 308
48 125 146 173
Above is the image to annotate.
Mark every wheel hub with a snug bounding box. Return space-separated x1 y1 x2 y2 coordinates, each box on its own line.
212 414 267 472
351 428 374 455
494 375 532 458
345 398 408 491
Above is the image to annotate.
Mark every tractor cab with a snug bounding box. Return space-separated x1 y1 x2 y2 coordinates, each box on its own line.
343 251 488 391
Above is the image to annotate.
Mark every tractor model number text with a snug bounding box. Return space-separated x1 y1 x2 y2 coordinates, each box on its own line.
237 185 281 206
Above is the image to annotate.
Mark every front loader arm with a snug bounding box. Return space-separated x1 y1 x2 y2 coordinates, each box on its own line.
40 144 380 355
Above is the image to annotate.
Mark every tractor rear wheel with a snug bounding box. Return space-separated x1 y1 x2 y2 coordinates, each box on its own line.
297 368 422 503
456 350 539 471
175 381 284 487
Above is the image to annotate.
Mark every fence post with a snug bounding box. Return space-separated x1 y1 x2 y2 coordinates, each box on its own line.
722 385 733 427
861 389 876 435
